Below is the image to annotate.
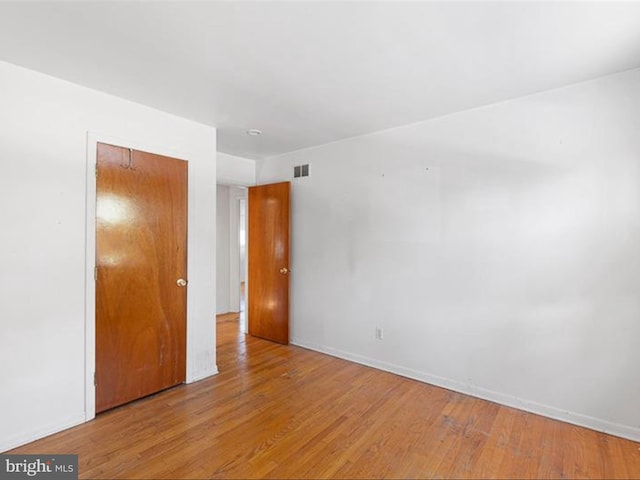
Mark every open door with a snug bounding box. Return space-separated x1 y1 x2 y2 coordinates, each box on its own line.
248 182 290 344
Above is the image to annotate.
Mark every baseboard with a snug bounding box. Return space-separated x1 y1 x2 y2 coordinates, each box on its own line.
3 367 220 452
291 338 640 443
0 413 86 453
187 365 219 384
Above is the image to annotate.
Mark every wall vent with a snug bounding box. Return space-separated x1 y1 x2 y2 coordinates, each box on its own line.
293 164 310 178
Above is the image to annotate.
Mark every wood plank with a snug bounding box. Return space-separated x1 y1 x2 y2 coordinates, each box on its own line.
7 316 640 479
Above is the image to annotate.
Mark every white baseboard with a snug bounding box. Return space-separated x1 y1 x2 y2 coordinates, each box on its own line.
291 338 640 443
3 367 219 453
187 365 219 384
0 413 86 453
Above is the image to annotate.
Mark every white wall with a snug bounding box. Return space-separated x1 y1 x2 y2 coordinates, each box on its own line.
0 61 218 451
216 185 231 314
239 199 247 283
217 152 256 186
228 186 248 312
216 185 248 314
258 68 640 441
216 153 253 314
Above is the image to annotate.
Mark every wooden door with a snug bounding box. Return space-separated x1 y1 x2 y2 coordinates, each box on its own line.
248 182 290 344
95 143 187 413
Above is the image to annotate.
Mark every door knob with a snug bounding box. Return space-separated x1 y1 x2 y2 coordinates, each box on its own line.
279 267 289 275
176 278 188 287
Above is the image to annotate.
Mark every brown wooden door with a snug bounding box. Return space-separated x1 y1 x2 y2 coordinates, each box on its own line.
248 182 290 344
95 143 187 413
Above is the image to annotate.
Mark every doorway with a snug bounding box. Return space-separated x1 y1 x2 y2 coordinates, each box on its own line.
215 181 290 352
239 198 247 331
216 185 248 338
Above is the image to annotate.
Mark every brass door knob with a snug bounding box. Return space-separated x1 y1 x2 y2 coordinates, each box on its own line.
176 278 188 287
279 267 289 275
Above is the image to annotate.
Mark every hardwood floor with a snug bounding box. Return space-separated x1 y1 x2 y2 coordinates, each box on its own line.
9 313 640 479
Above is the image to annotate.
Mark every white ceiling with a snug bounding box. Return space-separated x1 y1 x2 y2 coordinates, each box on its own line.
1 1 639 160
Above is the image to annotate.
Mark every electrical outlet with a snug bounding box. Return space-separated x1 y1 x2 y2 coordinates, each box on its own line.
375 327 384 340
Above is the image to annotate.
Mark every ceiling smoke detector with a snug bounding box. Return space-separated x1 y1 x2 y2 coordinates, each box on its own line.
246 129 262 136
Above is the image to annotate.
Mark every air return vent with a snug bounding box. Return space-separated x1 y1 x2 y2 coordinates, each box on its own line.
293 164 310 179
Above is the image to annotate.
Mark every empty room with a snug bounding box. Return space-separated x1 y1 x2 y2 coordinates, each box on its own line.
1 1 640 479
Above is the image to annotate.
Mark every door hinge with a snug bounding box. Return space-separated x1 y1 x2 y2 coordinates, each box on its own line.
94 266 98 281
95 163 98 177
93 372 97 387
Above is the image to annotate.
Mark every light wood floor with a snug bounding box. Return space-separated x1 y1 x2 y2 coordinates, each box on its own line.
9 313 640 479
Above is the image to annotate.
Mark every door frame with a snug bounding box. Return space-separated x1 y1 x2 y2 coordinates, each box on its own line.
228 187 247 314
84 132 197 421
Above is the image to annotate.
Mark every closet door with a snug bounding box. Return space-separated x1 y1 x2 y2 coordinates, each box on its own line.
95 143 187 412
